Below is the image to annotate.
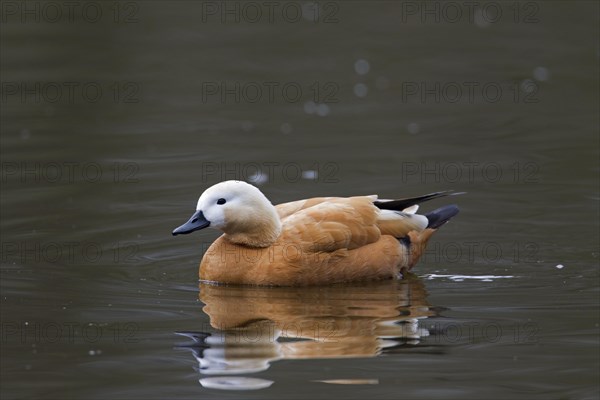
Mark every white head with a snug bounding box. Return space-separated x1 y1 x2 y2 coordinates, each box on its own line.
173 181 282 247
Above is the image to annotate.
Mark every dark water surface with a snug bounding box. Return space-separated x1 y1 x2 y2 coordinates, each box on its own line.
1 1 599 399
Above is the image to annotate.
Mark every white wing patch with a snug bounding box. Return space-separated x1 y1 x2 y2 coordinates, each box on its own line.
402 205 419 214
377 209 428 233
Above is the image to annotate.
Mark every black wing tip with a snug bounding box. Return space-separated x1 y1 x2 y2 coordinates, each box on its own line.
425 204 460 229
374 190 465 211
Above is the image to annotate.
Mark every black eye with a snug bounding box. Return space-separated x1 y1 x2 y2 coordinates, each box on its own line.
216 198 226 205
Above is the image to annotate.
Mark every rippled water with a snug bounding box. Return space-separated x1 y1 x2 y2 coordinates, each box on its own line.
1 1 599 399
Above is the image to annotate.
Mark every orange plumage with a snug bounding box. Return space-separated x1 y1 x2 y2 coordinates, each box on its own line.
173 181 459 286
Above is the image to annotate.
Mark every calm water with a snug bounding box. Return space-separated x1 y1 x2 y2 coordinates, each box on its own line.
1 1 599 399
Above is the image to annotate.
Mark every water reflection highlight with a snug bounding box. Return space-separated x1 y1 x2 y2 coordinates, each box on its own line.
177 276 435 390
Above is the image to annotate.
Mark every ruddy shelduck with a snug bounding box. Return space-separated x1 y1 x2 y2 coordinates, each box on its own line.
173 180 460 286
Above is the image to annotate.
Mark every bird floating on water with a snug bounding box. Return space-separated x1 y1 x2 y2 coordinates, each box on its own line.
173 180 460 286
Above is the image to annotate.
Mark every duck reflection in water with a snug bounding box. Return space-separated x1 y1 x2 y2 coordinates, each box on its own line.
177 275 436 390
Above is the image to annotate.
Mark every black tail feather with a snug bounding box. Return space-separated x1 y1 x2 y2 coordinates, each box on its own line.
373 190 463 211
425 205 460 229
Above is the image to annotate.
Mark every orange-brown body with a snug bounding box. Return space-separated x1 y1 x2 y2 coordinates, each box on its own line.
199 196 435 285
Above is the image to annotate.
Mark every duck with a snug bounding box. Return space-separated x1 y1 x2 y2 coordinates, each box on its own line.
173 180 460 286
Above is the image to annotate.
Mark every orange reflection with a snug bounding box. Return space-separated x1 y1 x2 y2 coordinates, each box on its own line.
178 275 435 387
